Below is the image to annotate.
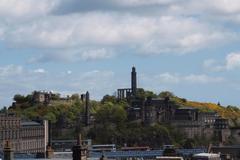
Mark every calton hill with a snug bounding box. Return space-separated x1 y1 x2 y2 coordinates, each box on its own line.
3 89 240 149
1 66 240 150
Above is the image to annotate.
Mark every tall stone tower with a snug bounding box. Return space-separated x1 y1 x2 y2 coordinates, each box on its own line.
85 91 90 126
131 66 137 96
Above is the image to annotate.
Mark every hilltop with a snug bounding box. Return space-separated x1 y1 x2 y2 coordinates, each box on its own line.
6 90 240 124
4 90 240 128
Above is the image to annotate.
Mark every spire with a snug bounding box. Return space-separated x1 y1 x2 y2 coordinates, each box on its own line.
132 66 136 72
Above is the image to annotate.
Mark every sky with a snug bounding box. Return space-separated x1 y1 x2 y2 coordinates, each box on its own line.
0 0 240 107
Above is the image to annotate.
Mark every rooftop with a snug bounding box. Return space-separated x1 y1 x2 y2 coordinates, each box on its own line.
21 121 42 126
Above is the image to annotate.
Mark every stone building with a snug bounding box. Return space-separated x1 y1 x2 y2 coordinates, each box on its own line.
20 120 49 153
0 113 49 154
213 118 231 143
32 91 59 104
172 121 203 138
172 112 232 141
0 113 21 151
174 108 199 121
199 112 219 127
127 97 144 121
171 108 202 138
32 91 53 104
143 97 175 124
229 127 240 144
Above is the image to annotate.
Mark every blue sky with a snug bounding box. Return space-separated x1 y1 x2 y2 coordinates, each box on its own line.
1 0 240 107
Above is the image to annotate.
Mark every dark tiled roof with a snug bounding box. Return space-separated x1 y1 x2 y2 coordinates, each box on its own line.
21 121 41 126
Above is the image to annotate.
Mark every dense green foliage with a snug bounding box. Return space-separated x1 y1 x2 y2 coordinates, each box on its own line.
13 94 32 103
88 101 183 147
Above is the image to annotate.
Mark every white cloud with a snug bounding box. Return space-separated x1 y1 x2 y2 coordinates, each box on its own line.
54 0 180 13
33 68 46 73
203 59 217 68
80 48 114 61
55 0 240 19
226 53 240 70
204 52 240 71
67 70 72 74
205 0 240 14
31 48 114 63
203 59 225 72
0 25 5 40
5 13 157 47
109 0 240 14
0 0 59 21
111 0 178 6
154 72 180 83
0 0 238 62
80 70 114 79
0 65 23 77
178 32 226 52
1 12 234 61
184 74 224 84
164 0 240 24
154 72 224 84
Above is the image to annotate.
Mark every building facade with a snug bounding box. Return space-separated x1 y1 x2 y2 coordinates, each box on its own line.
0 113 21 151
32 91 61 105
20 120 48 153
0 113 49 154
